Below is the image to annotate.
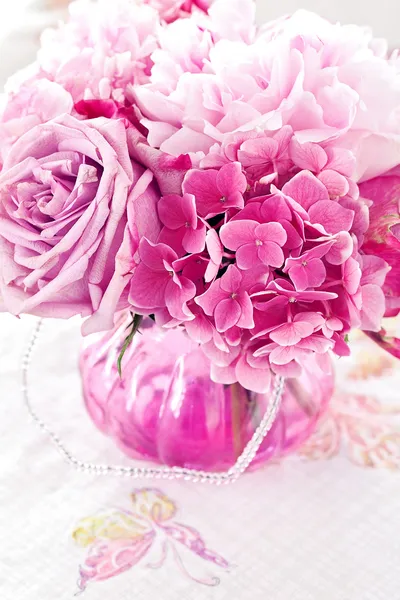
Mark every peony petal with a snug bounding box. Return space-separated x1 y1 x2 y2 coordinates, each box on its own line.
361 254 390 287
366 329 400 360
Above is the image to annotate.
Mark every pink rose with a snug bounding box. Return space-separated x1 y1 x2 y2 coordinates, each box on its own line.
0 114 162 333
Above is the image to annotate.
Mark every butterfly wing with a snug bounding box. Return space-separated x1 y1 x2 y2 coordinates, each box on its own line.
73 509 151 547
163 522 229 569
76 531 155 593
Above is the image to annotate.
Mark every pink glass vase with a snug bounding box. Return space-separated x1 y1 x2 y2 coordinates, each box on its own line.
80 316 334 472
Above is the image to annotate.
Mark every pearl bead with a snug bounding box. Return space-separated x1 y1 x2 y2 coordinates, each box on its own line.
21 318 284 484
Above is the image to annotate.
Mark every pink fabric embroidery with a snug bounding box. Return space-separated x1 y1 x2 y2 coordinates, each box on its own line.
298 332 400 468
73 488 229 594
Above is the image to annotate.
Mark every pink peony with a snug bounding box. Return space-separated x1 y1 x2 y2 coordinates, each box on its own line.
143 0 210 23
135 0 400 182
0 115 162 334
37 0 161 103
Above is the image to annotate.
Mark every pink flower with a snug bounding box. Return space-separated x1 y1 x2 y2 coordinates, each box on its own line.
342 257 362 296
173 253 208 295
282 171 355 235
269 313 324 347
37 0 161 103
158 193 206 254
283 241 334 291
144 0 210 22
0 115 160 334
204 229 223 282
289 140 354 198
138 4 400 178
238 193 304 251
129 238 196 322
236 126 293 182
211 349 272 394
254 329 334 375
321 317 343 339
196 265 254 332
254 279 338 313
220 220 287 269
361 174 400 317
129 132 192 196
183 162 246 218
359 255 390 332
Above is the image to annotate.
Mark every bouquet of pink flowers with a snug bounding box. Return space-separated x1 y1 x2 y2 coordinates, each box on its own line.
1 0 399 393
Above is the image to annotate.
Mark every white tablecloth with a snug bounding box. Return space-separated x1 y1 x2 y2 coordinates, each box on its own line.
1 314 400 600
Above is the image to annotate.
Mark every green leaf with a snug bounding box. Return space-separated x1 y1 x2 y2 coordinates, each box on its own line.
117 314 143 378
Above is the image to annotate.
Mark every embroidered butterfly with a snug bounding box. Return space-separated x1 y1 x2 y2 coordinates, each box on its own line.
73 488 230 594
299 393 400 469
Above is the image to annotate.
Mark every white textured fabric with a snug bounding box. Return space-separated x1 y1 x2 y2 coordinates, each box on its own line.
1 315 400 600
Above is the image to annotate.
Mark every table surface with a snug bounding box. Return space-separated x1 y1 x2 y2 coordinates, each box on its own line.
1 3 400 599
1 314 400 600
